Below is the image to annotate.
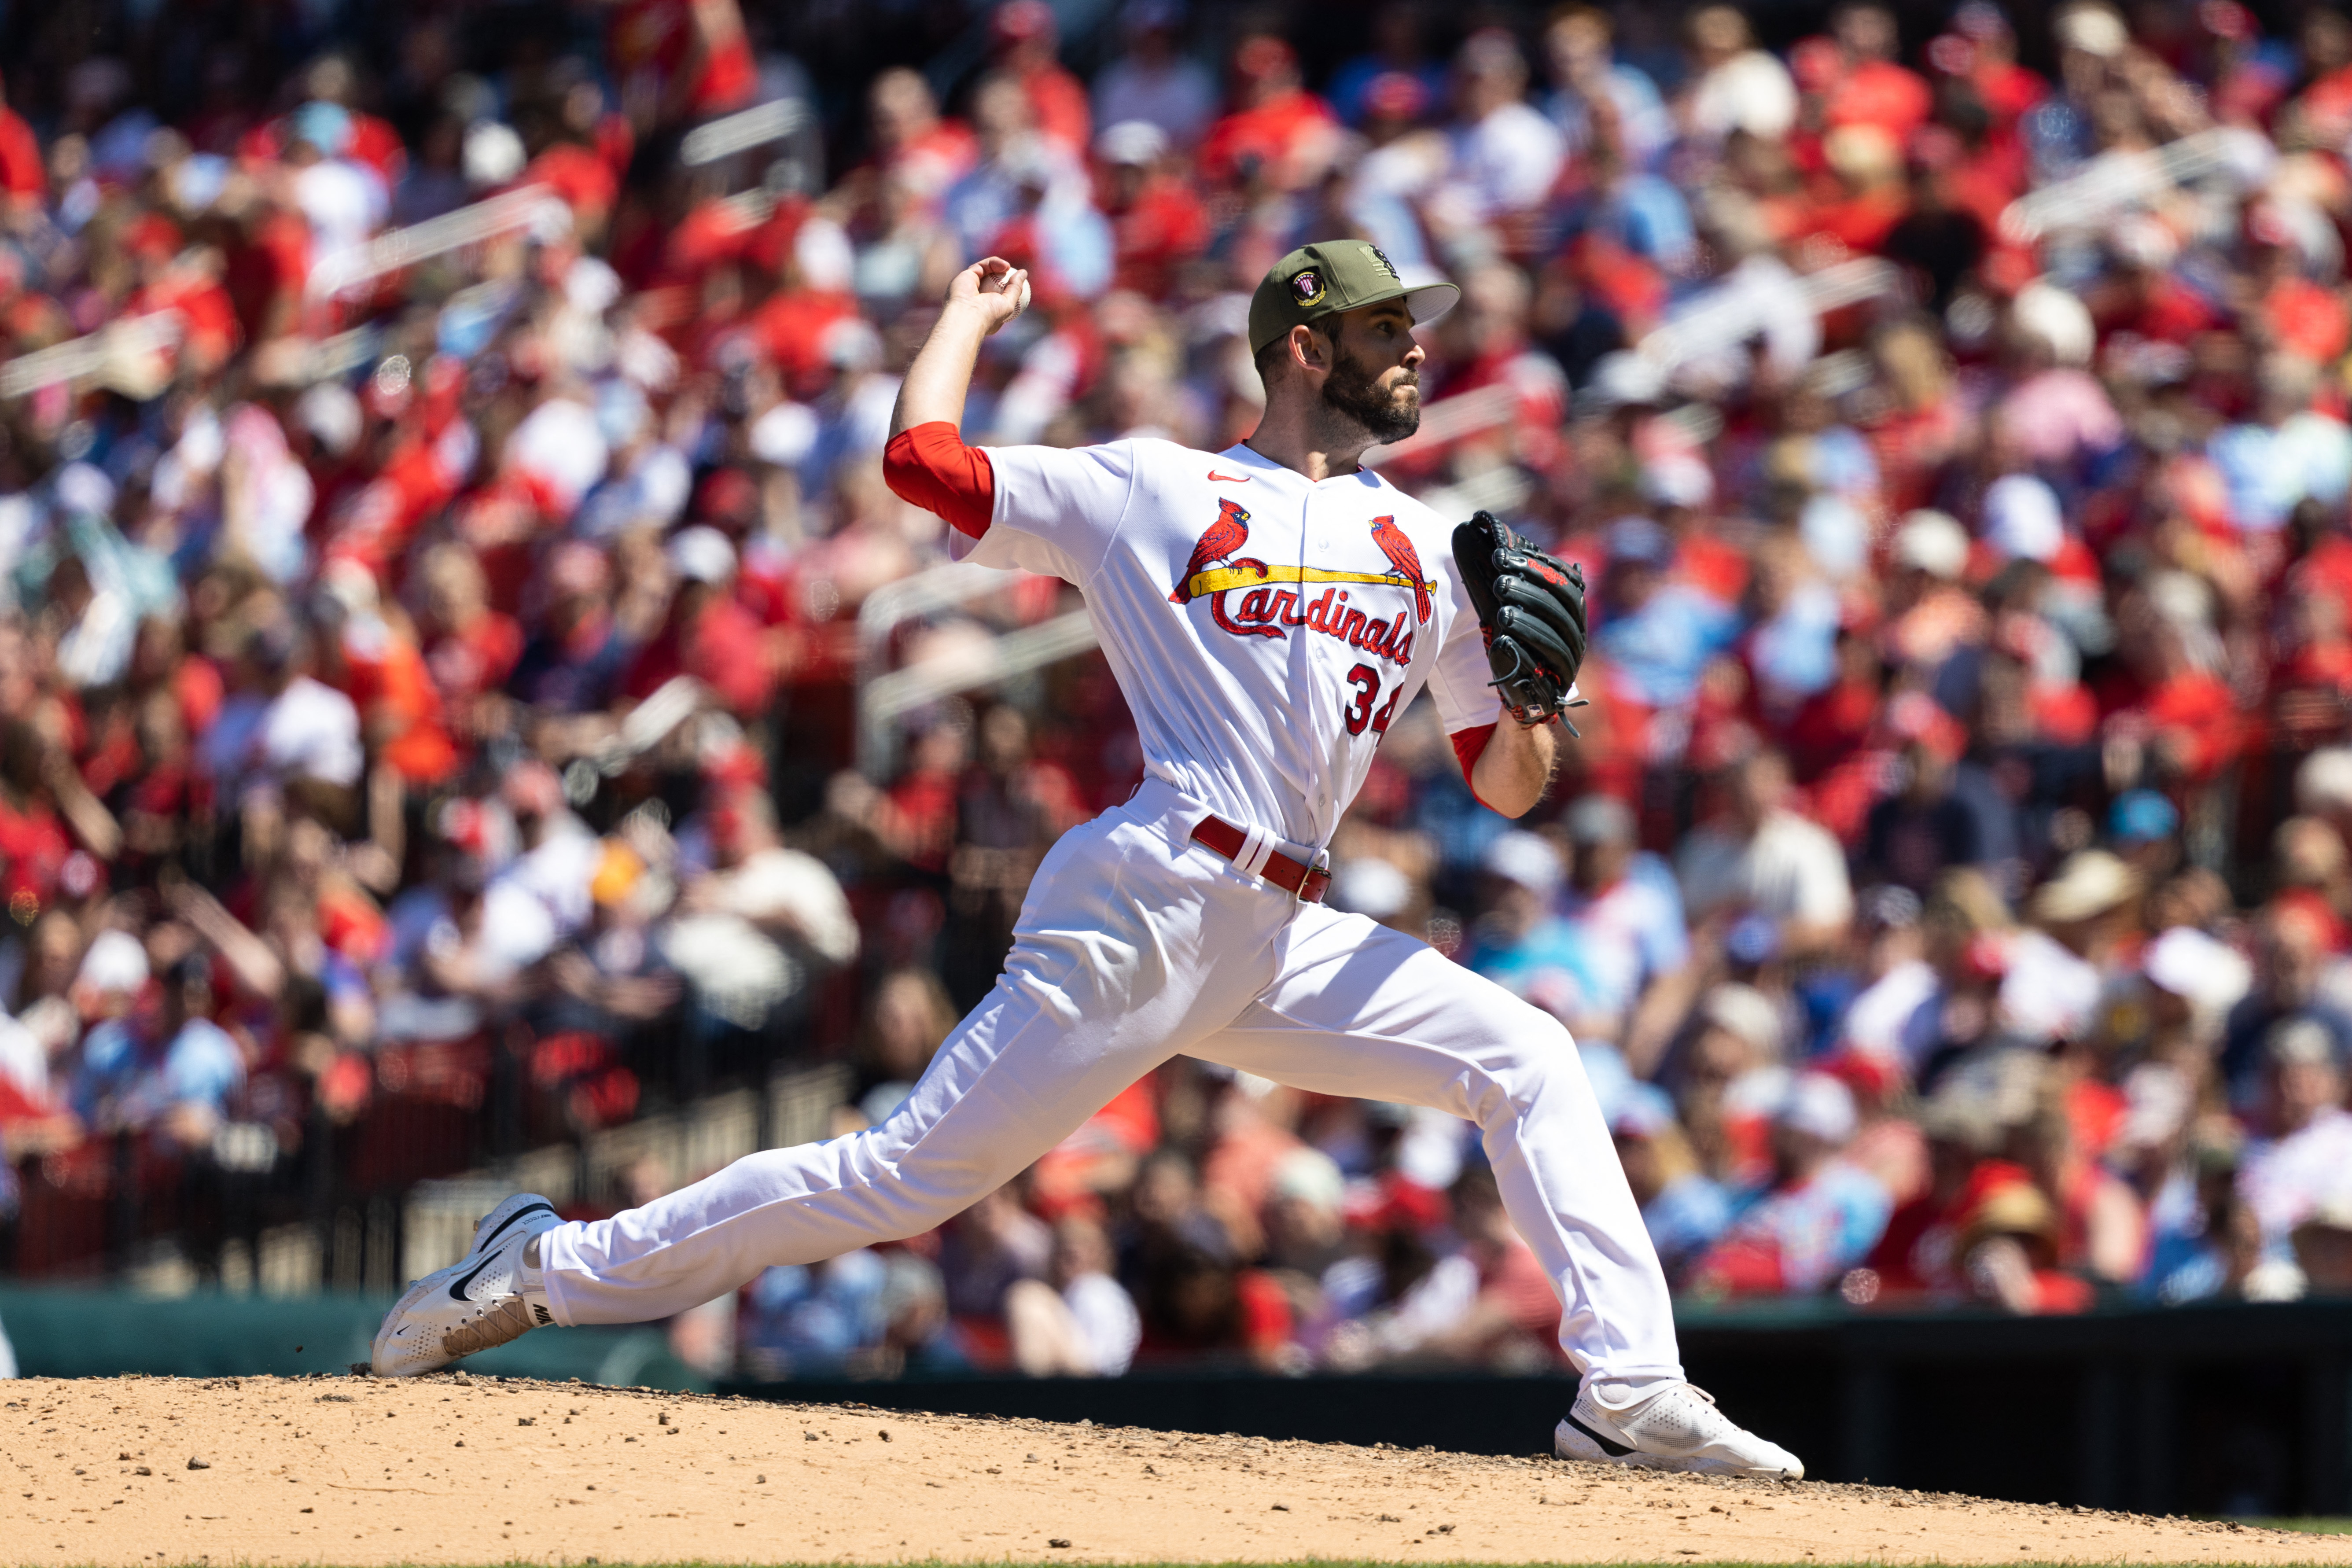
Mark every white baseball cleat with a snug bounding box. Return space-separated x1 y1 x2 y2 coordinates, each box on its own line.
1554 1381 1805 1479
370 1193 562 1378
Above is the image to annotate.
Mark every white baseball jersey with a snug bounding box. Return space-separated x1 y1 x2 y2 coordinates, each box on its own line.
954 438 1505 850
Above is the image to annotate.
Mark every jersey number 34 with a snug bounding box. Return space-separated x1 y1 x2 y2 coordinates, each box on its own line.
1342 663 1404 737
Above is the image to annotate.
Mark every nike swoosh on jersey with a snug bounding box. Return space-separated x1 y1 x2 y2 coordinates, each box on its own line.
1207 470 1251 483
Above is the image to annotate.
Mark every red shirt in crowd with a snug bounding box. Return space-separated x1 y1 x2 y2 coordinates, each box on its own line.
626 593 774 719
1199 88 1335 188
525 142 621 231
0 793 69 905
607 0 756 117
0 105 44 203
1017 62 1092 154
2263 276 2351 364
1108 176 1210 298
1826 59 1933 138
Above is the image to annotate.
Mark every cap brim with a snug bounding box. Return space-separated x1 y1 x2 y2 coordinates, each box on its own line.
1402 281 1459 328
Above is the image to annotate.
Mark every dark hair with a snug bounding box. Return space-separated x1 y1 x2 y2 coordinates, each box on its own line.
1251 316 1340 386
1252 335 1287 386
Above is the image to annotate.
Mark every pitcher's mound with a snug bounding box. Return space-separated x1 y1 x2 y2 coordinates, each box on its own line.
3 1374 2345 1565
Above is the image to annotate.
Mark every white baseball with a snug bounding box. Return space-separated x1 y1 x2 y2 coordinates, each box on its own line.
984 268 1031 320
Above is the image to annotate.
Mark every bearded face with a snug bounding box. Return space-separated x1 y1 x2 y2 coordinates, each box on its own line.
1318 320 1422 443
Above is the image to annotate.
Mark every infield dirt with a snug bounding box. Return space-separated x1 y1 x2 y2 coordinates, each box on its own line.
3 1373 2347 1566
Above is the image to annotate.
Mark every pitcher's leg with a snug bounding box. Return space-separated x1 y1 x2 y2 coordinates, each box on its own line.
1197 905 1680 1383
545 974 1163 1323
540 807 1282 1326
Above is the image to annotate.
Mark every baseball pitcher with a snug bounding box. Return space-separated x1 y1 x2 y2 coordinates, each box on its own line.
372 241 1803 1478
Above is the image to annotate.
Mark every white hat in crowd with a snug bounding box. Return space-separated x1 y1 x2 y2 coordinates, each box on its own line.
2296 746 2352 816
1270 1146 1346 1211
667 524 737 585
76 929 150 997
2028 848 2139 924
1777 1071 1859 1145
2142 926 2254 1014
1095 120 1169 166
1702 982 1784 1058
1982 473 2065 564
1640 454 1714 511
1894 509 1970 580
1481 829 1564 898
2054 2 2128 57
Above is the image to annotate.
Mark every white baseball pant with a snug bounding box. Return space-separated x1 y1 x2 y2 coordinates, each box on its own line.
539 777 1684 1383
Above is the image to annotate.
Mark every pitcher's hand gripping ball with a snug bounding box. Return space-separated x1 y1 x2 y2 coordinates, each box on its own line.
979 263 1031 326
1450 509 1591 731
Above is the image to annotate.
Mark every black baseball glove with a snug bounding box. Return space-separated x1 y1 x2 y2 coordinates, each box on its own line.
1451 510 1591 732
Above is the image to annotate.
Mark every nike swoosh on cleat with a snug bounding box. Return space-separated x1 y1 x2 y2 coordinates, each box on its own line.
449 1201 556 1301
1564 1411 1635 1458
1207 471 1251 483
476 1200 556 1251
448 1253 499 1303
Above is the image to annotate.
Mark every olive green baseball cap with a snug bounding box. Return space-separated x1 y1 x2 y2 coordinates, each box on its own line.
1247 240 1460 357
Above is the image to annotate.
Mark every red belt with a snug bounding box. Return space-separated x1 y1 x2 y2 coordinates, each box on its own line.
1189 814 1332 903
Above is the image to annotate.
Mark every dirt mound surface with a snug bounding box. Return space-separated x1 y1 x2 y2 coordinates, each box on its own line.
2 1373 2345 1565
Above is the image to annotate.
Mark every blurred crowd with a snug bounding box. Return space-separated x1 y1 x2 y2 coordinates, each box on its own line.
5 0 2352 1378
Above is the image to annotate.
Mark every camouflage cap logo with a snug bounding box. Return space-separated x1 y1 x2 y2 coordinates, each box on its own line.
1291 269 1326 306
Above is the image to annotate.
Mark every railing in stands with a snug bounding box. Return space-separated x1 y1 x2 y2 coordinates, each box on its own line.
853 561 1098 778
306 184 571 300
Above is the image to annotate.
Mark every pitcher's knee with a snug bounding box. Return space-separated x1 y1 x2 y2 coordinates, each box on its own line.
1466 1007 1596 1124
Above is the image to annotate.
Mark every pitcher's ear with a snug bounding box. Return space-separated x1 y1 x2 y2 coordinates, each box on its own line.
1289 322 1333 375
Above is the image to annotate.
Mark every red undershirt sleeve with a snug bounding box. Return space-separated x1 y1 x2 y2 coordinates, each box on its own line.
883 421 995 539
1450 721 1501 811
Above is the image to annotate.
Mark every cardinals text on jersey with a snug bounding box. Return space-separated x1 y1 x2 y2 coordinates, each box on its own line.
1169 497 1432 668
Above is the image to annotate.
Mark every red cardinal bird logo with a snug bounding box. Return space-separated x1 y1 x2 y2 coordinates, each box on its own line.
1170 498 1259 603
1368 514 1432 625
